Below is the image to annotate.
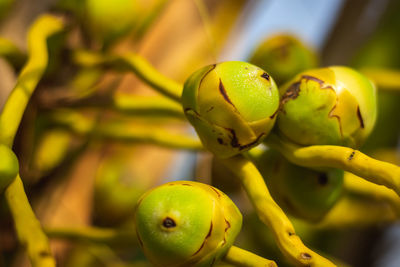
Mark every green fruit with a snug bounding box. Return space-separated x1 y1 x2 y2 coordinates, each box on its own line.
257 149 343 221
85 0 136 47
249 34 318 85
135 181 242 267
0 144 18 193
277 66 377 148
182 61 280 158
94 155 148 226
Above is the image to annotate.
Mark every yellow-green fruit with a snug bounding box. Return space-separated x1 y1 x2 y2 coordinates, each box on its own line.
85 0 136 46
182 61 280 158
0 144 18 193
94 155 148 226
249 34 318 85
135 181 242 267
257 149 343 221
277 66 377 148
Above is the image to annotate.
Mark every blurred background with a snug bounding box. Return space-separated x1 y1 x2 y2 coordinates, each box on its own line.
0 0 399 266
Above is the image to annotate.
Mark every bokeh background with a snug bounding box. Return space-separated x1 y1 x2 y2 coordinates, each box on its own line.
0 0 399 266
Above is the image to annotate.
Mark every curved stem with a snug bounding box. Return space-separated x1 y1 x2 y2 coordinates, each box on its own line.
316 194 398 229
73 49 183 102
5 175 55 267
361 67 400 91
112 94 184 118
219 155 336 267
45 226 137 245
0 15 64 146
47 109 203 151
344 171 400 214
0 15 65 267
223 246 277 267
266 133 400 197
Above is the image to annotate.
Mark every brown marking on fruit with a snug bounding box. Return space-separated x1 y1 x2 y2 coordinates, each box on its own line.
300 253 312 260
206 106 214 113
224 128 265 150
317 173 328 186
288 231 295 236
280 82 301 108
270 105 280 119
136 228 144 248
192 222 213 256
162 217 177 228
225 218 231 231
239 133 266 150
221 218 231 246
219 79 235 108
357 106 365 128
328 104 343 138
261 72 270 81
199 64 216 89
348 151 355 161
301 75 335 92
181 183 193 186
217 138 224 145
210 186 221 198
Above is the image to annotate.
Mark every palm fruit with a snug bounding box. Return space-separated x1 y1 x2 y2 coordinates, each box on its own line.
257 149 343 222
276 66 377 148
249 34 318 85
84 0 136 47
182 61 280 158
135 181 242 267
0 144 18 193
94 154 149 226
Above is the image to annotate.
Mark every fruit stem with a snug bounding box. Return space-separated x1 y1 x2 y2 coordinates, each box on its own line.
361 67 400 91
223 245 277 267
46 109 203 151
73 49 183 102
265 133 400 197
219 154 336 267
0 14 65 267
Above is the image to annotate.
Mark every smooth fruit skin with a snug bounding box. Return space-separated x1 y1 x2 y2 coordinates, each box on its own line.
182 61 280 158
250 34 318 85
277 66 377 148
84 0 136 46
135 181 242 267
257 149 344 222
0 144 19 193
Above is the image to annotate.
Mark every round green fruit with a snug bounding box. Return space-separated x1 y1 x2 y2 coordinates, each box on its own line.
182 61 280 158
277 66 377 148
135 181 242 267
257 149 343 221
84 0 136 47
249 34 318 85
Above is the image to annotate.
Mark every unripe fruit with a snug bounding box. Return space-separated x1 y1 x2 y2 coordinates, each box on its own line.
135 181 242 267
182 61 280 158
84 0 136 47
249 34 318 85
0 144 18 192
277 66 377 148
257 149 343 221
